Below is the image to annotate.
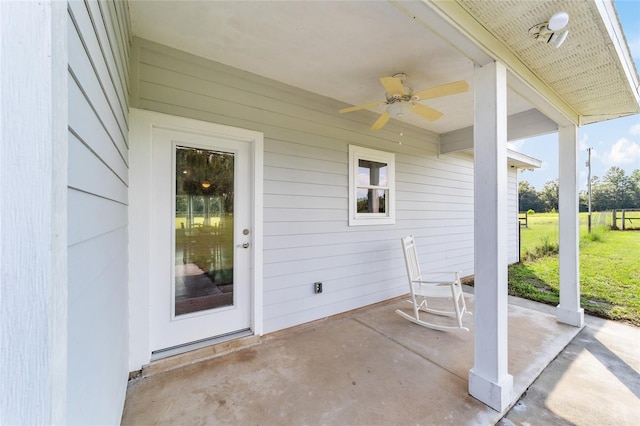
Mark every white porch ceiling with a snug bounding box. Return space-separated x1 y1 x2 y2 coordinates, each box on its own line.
128 0 533 135
128 0 640 134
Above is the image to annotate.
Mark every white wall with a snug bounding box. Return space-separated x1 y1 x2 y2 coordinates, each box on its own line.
67 0 130 423
129 38 475 352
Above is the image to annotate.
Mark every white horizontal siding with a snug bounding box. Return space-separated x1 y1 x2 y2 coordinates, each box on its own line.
68 1 128 144
131 37 476 334
67 73 128 178
68 133 127 204
67 1 129 424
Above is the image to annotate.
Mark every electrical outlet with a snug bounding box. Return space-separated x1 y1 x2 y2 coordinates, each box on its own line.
314 282 323 294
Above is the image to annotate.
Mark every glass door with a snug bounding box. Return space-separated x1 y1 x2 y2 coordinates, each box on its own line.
149 127 252 353
175 147 235 316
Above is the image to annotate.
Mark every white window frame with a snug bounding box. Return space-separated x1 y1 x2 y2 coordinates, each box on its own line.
348 145 395 226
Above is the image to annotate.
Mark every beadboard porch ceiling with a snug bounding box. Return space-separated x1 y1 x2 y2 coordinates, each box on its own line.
129 0 639 135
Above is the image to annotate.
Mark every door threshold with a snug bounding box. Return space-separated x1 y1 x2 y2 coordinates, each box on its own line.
142 330 258 378
151 329 253 361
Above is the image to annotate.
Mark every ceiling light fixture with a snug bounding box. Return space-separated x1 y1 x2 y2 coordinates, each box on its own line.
529 11 570 48
387 102 413 118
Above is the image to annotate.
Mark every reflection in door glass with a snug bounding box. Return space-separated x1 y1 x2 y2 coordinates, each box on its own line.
174 146 234 316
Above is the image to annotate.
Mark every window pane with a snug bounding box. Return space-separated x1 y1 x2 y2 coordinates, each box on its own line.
175 146 235 316
358 159 388 186
356 188 387 213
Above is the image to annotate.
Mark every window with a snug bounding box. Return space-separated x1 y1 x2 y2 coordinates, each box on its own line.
349 145 395 226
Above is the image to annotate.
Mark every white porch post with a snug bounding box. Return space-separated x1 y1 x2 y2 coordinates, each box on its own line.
0 1 68 423
469 61 513 412
557 126 585 326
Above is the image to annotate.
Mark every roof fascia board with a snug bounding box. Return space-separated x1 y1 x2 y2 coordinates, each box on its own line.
581 112 640 125
594 0 640 106
441 109 558 154
417 0 581 126
507 149 542 169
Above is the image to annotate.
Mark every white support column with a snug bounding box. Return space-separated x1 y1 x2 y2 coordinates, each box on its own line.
557 126 585 327
0 1 68 424
469 61 513 412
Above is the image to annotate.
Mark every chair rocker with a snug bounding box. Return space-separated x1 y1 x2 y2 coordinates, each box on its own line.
396 235 470 332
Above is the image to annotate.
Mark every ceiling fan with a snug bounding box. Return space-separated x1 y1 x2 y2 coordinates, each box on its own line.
339 73 469 131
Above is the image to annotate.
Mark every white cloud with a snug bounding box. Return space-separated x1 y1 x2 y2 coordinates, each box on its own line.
507 139 526 151
602 137 640 166
579 133 589 151
629 123 640 136
579 169 589 189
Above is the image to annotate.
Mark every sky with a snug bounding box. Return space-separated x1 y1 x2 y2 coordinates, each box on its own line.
510 0 640 190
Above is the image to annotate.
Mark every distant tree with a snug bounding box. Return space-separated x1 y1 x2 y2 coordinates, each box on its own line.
603 166 633 209
589 167 640 210
518 180 542 212
590 176 609 211
539 179 559 212
630 169 640 207
578 190 588 212
518 168 639 213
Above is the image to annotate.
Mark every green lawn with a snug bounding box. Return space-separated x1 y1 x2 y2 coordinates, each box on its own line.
509 212 640 326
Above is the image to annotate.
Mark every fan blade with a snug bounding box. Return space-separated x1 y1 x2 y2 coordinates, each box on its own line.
412 103 443 122
371 112 391 131
380 76 405 96
339 101 386 114
412 80 469 101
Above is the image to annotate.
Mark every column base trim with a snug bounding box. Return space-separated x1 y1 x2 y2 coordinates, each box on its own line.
556 305 584 327
469 369 514 412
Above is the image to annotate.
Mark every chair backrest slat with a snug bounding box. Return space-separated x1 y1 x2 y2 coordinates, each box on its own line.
401 235 421 283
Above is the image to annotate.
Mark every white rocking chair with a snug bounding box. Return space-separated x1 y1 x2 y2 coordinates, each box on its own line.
396 235 470 332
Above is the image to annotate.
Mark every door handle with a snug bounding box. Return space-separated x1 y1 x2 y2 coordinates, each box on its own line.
240 242 250 249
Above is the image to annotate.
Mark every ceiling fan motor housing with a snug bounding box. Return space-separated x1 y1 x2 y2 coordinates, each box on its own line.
386 93 413 103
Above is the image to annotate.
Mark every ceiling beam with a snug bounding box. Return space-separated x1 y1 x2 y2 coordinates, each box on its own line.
389 1 493 65
440 109 558 154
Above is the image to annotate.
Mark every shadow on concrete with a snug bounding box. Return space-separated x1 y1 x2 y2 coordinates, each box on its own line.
501 316 640 425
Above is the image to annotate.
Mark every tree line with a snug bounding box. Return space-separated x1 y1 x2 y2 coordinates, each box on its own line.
519 166 640 212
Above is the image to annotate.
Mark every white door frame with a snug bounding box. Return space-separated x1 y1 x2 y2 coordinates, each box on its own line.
128 109 263 369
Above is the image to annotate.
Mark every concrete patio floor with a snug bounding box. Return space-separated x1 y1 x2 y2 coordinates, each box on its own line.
501 306 640 425
122 291 626 425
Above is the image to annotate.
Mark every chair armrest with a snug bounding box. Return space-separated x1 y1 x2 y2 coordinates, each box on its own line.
412 280 456 286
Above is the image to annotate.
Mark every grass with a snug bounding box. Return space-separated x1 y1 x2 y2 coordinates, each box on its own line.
509 212 640 326
175 215 221 229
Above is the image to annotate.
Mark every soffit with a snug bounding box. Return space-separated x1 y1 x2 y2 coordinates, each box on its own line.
455 0 640 124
